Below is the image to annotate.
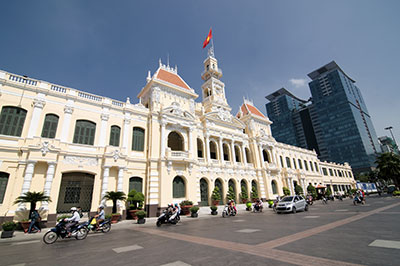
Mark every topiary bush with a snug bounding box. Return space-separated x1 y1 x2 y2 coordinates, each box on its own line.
190 206 199 213
283 187 290 196
227 186 236 201
295 185 303 196
1 221 16 231
136 210 147 219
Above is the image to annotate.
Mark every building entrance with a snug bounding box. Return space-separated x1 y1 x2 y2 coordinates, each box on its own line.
57 172 94 213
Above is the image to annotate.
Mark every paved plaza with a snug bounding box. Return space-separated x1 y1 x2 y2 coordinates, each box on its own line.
1 195 399 266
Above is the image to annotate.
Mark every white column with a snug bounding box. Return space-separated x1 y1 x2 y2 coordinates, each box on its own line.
287 178 294 195
242 145 247 164
27 98 45 138
60 105 74 142
101 166 110 205
188 127 193 159
231 141 236 165
117 167 125 192
117 167 125 210
122 118 130 152
205 135 211 162
18 161 37 210
42 162 56 210
98 114 109 147
218 137 223 162
160 121 166 158
259 144 264 168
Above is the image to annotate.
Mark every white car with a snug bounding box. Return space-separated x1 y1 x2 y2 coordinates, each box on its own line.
275 195 308 214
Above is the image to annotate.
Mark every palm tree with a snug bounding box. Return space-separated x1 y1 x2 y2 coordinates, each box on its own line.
103 191 126 214
376 152 400 187
14 191 51 217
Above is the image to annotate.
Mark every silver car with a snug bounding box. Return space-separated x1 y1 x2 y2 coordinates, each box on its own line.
275 195 308 214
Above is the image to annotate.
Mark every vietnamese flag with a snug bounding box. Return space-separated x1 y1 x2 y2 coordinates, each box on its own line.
202 28 212 48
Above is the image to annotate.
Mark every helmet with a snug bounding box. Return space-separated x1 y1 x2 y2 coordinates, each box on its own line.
70 207 77 211
174 203 178 207
99 205 104 209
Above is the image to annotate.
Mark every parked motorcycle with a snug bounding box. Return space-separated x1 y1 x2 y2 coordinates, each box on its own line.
43 220 88 244
322 197 328 204
156 209 178 227
253 202 263 213
82 217 111 233
222 204 236 217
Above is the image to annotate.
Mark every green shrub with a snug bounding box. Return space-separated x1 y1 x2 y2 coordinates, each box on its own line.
180 200 193 206
211 187 221 201
325 187 332 196
136 210 147 219
283 187 290 196
210 206 218 211
307 184 317 199
240 186 248 201
295 185 303 195
246 202 252 208
227 186 236 201
393 190 400 196
190 206 199 213
105 214 112 219
251 186 259 199
1 221 16 231
268 200 274 206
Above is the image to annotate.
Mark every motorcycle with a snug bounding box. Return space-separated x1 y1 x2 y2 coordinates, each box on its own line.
156 209 179 227
222 204 236 217
353 196 364 205
322 197 328 204
306 197 313 205
82 217 111 233
252 203 263 213
43 220 88 244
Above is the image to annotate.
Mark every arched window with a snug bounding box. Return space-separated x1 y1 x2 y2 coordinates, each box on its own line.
271 180 278 195
210 141 218 159
286 157 291 168
168 131 183 151
132 127 145 151
223 143 230 161
109 125 121 147
200 178 209 206
73 120 96 145
263 149 271 162
197 138 204 158
228 179 236 201
0 106 27 137
304 160 309 171
234 146 241 162
245 148 252 163
129 177 143 193
280 156 284 167
173 176 185 198
309 161 314 171
298 159 303 169
293 158 297 169
41 114 59 139
0 172 10 204
314 162 319 172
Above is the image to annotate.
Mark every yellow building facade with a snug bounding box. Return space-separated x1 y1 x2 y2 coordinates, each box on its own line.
0 53 355 224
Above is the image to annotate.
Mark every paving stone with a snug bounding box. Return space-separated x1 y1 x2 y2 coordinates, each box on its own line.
369 240 400 250
235 229 260 233
160 261 191 266
303 216 320 219
112 244 143 253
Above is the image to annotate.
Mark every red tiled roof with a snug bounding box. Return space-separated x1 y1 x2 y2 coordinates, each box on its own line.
156 69 191 90
240 103 265 118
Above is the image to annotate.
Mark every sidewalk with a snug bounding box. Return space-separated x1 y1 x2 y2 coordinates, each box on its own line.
1 204 265 243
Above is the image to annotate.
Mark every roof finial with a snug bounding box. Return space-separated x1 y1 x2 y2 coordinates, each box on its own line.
167 53 170 68
147 70 151 82
159 58 162 67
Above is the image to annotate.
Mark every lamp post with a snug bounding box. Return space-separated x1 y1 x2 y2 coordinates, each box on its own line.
384 126 398 152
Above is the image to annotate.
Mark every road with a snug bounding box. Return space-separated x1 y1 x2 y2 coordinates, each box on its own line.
1 195 399 266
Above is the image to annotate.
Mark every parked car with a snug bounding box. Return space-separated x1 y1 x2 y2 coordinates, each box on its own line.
275 195 308 214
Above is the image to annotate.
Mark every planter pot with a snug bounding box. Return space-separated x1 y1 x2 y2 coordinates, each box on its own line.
190 212 198 218
246 207 252 211
20 221 31 233
111 214 121 224
181 205 193 215
211 210 218 215
128 210 139 220
212 200 220 206
1 230 14 238
137 218 146 224
241 199 247 204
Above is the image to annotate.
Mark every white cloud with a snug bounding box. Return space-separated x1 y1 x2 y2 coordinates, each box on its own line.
289 78 307 88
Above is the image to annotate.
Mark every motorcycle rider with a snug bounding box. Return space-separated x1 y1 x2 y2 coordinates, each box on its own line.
65 207 80 237
168 204 177 222
174 203 181 220
94 205 105 230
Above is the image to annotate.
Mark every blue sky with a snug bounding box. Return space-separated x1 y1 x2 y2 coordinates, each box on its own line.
1 0 399 142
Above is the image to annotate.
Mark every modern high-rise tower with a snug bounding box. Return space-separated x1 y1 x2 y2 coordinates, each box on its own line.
266 61 380 173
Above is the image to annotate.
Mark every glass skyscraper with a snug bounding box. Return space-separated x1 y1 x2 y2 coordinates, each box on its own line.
266 61 380 173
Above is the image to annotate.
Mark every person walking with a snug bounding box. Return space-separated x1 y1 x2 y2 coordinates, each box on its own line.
27 209 41 233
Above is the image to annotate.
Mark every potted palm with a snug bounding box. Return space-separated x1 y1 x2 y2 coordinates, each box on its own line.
1 221 16 238
190 206 199 218
103 191 126 223
14 191 51 232
211 187 221 206
136 210 147 224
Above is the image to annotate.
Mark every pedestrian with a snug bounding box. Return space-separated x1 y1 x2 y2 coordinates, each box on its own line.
27 209 41 233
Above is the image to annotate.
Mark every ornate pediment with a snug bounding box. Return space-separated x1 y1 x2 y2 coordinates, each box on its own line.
161 102 195 121
205 110 245 129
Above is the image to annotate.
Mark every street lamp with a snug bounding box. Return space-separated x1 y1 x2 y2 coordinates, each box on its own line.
384 126 398 152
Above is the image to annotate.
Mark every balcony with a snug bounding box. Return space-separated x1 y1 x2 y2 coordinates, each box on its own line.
168 150 189 159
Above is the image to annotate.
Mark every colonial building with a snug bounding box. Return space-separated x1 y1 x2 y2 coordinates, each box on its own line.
0 51 355 224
